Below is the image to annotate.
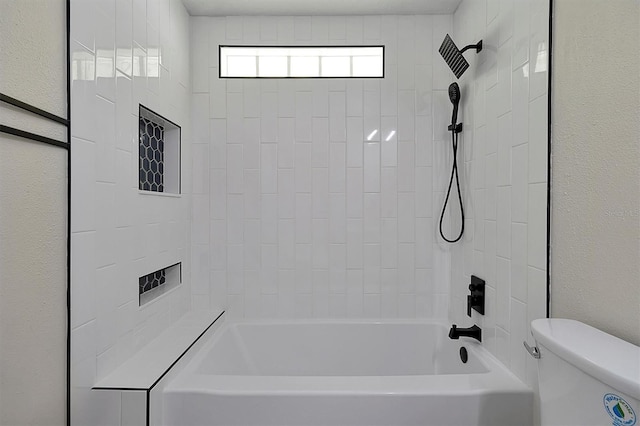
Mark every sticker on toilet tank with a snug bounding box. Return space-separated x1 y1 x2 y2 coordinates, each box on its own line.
604 393 636 426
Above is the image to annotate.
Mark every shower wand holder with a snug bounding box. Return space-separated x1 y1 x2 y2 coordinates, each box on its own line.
448 122 463 133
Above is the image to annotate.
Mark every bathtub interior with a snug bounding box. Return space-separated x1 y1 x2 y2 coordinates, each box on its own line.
193 321 489 376
161 320 534 426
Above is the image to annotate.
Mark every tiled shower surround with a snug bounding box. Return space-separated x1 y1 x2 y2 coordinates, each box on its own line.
190 15 454 319
191 1 548 391
69 1 549 424
449 0 550 390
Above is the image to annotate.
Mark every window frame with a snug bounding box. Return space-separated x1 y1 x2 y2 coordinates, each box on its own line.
218 45 385 79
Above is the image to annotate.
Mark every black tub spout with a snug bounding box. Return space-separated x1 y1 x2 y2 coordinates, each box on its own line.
449 324 482 342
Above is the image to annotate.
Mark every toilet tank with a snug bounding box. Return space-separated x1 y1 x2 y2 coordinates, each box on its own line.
531 319 640 426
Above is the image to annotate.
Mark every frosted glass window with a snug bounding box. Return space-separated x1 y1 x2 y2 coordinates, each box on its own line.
259 56 287 77
227 56 257 77
220 46 384 78
353 55 383 78
290 56 320 77
321 57 350 77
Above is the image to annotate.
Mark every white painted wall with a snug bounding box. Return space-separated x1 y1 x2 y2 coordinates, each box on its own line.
190 15 453 319
69 0 192 424
450 0 550 392
551 0 640 346
0 1 67 424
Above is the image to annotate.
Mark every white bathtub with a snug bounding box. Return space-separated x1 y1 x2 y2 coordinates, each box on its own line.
162 320 532 426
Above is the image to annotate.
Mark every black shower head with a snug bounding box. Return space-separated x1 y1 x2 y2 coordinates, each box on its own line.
439 34 483 79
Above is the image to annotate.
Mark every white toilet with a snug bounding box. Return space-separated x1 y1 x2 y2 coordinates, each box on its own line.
531 318 640 426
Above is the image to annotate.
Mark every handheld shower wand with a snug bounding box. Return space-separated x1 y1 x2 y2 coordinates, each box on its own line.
436 34 483 243
439 82 465 243
448 82 462 133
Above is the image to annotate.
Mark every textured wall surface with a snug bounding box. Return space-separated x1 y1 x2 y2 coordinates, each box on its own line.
451 0 550 391
190 15 454 319
0 1 67 425
551 0 640 345
0 138 67 425
0 0 67 117
69 0 192 424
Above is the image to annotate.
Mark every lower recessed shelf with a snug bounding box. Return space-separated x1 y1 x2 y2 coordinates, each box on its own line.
139 262 181 306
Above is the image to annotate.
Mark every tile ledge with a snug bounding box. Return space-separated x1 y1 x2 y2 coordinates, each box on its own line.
93 309 225 391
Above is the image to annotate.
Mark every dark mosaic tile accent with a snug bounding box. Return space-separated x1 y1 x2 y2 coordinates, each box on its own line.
139 269 167 296
139 116 165 192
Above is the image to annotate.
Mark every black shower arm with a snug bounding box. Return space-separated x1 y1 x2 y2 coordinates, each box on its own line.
460 40 483 54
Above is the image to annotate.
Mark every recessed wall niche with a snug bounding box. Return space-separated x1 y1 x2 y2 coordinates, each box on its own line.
139 262 182 306
138 105 181 194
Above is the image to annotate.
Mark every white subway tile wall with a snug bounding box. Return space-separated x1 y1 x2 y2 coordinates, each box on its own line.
192 14 453 319
450 0 549 388
70 0 192 424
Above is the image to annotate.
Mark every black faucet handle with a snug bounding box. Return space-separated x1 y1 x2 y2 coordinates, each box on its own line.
468 277 486 316
469 283 484 292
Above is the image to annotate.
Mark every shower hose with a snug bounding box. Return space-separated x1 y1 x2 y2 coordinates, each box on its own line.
439 128 465 243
